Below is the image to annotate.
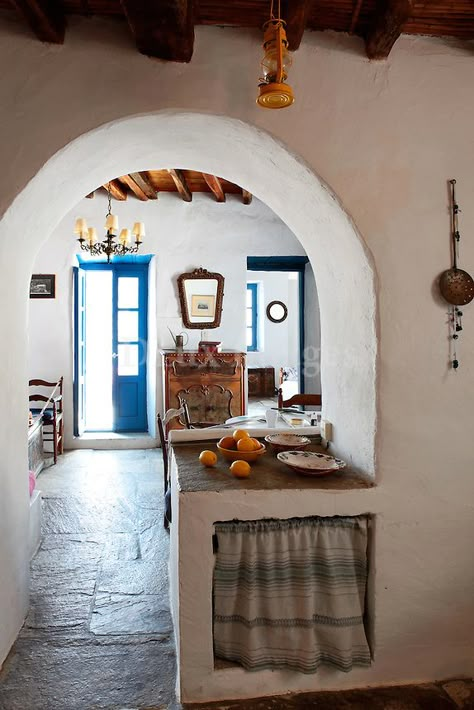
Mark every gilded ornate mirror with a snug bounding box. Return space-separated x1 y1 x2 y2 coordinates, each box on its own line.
177 268 225 329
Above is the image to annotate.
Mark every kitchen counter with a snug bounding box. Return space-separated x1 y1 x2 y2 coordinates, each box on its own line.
173 441 373 493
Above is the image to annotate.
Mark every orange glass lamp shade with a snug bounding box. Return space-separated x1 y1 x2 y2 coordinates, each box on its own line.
257 19 294 109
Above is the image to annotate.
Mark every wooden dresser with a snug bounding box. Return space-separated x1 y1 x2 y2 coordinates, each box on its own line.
161 351 246 425
248 366 275 397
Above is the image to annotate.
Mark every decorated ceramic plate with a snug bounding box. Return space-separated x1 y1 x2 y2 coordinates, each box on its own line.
277 450 346 476
265 433 311 453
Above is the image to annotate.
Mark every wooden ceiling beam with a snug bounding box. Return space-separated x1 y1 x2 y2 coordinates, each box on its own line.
118 173 157 201
120 0 194 62
103 180 127 201
168 169 192 202
118 175 148 201
130 172 158 199
350 0 364 34
282 0 310 51
242 189 253 205
8 0 65 43
366 0 413 59
203 174 225 203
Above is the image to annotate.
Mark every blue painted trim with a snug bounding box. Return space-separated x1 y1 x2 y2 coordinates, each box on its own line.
76 254 153 265
247 256 308 272
246 282 258 352
73 267 79 436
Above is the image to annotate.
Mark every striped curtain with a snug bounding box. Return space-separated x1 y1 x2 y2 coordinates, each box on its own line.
213 516 371 673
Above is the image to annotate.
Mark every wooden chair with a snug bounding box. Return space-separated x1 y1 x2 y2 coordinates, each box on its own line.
157 413 171 529
277 389 322 410
28 377 64 464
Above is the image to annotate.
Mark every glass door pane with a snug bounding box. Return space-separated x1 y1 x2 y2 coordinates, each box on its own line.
84 270 113 431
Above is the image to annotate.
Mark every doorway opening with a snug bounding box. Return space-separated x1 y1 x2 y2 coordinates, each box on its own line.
246 256 316 415
74 259 150 435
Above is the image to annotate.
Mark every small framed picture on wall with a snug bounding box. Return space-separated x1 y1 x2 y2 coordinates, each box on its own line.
30 274 56 299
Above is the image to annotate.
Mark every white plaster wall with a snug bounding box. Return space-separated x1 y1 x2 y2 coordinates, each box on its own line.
304 264 322 394
28 194 304 446
246 271 301 387
0 15 472 699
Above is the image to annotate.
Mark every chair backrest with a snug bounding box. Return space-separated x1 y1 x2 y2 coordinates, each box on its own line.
157 413 169 494
29 378 63 419
277 389 322 409
182 401 192 429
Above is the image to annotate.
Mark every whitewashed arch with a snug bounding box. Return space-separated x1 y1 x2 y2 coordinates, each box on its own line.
0 111 376 664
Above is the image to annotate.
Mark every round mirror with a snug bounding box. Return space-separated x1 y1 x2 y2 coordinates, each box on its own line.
266 300 288 323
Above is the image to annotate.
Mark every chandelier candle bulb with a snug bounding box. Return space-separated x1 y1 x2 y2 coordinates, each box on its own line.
105 214 119 232
87 227 97 245
74 217 88 235
133 222 145 239
119 228 130 245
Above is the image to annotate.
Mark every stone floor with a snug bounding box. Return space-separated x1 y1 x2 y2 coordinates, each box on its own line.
0 449 178 710
0 448 472 710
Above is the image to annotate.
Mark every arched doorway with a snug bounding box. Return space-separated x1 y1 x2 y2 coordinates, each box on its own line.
0 112 377 665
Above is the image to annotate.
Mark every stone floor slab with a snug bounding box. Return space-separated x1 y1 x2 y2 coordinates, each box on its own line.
97 558 168 595
24 592 93 633
0 637 176 710
90 592 173 636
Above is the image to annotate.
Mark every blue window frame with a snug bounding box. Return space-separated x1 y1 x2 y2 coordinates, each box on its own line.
246 283 258 352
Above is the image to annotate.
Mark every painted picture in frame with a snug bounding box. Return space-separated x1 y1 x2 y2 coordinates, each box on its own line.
191 294 216 318
30 274 55 299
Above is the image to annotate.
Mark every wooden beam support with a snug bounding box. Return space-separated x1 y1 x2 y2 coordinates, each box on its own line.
350 0 364 34
366 0 413 59
9 0 65 43
282 0 310 51
242 189 253 205
203 174 225 203
120 0 194 62
168 169 192 202
118 173 157 201
130 172 158 199
86 191 95 199
103 180 127 201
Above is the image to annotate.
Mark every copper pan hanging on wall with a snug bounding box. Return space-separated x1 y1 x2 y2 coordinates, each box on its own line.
439 179 474 306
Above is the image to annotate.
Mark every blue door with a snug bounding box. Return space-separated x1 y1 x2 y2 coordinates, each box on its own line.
74 260 149 433
112 266 148 431
73 266 86 436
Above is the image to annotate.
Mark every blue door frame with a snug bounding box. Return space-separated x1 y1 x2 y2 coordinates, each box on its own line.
247 256 309 393
74 257 150 433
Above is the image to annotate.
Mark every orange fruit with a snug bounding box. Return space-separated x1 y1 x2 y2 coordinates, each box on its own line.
233 429 250 442
218 436 237 450
230 460 251 478
199 450 217 467
237 437 255 452
248 437 262 451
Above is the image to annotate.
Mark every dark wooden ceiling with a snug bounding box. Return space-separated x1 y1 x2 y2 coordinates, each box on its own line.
1 1 473 61
94 170 253 204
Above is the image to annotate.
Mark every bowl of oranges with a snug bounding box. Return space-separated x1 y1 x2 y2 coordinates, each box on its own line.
217 429 266 462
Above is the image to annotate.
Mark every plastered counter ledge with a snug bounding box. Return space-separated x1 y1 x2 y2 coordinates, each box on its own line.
167 429 376 705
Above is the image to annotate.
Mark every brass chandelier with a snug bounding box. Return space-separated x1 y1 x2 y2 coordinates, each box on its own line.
74 183 145 263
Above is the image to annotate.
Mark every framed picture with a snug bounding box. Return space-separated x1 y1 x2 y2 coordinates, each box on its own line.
191 294 216 318
30 274 55 299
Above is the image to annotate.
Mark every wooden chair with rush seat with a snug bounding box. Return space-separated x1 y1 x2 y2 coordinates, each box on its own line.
28 377 64 464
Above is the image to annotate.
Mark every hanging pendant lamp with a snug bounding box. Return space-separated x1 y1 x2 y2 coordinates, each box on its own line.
74 183 144 263
257 0 294 109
